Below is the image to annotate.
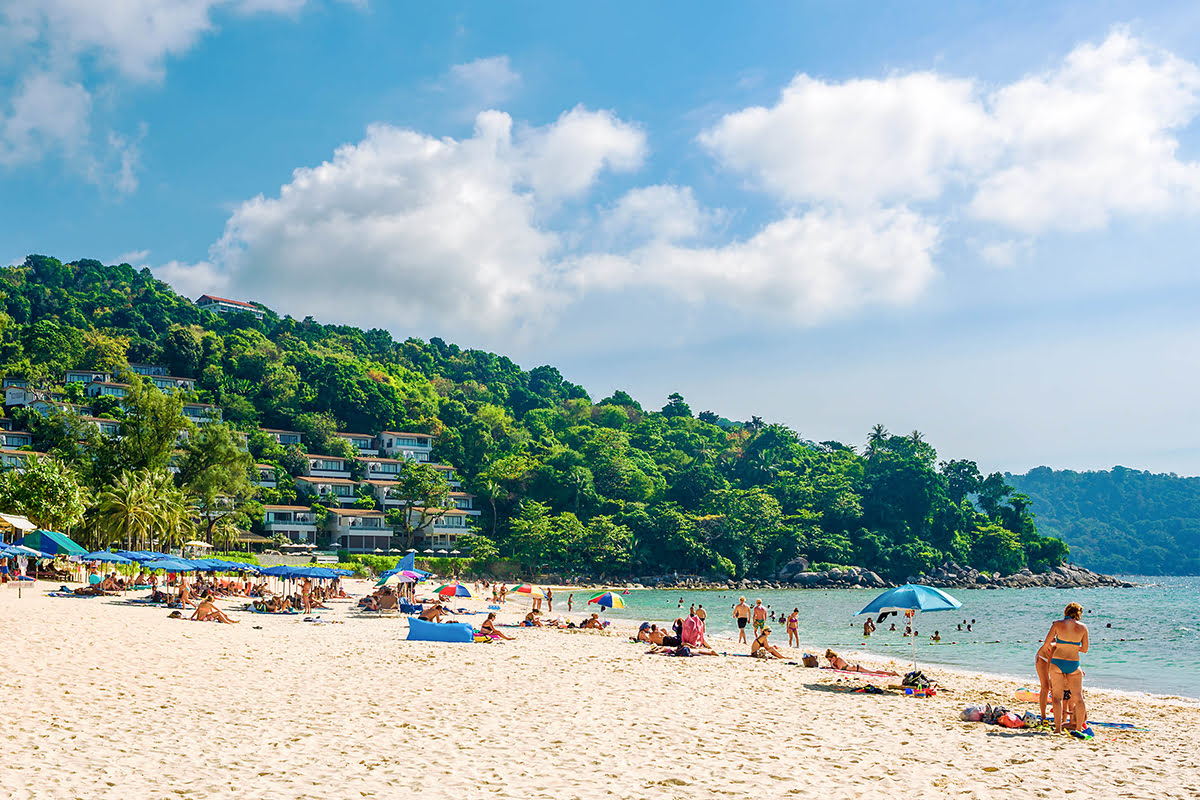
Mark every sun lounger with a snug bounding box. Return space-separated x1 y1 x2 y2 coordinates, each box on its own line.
378 595 400 616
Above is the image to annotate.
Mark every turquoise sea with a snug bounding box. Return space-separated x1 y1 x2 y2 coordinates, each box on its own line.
570 576 1200 699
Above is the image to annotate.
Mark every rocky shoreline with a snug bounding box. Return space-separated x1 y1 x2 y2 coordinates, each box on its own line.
626 561 1135 591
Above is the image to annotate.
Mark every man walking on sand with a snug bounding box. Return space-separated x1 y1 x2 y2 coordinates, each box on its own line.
734 597 751 644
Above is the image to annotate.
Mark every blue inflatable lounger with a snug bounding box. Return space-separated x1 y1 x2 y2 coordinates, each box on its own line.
407 616 475 643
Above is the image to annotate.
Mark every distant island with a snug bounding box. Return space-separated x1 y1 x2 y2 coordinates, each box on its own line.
1008 466 1200 575
0 255 1073 583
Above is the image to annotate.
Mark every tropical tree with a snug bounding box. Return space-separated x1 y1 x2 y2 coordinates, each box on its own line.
176 423 255 542
0 456 88 532
386 461 452 549
94 471 156 550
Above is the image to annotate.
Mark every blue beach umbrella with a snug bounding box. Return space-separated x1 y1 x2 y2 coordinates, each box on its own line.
1 544 43 558
856 584 962 671
856 584 962 616
142 558 196 573
84 551 134 564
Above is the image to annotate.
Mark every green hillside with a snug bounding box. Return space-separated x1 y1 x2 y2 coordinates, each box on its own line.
0 254 1068 580
1008 466 1200 575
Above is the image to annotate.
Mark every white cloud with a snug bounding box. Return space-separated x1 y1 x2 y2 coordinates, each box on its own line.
447 55 521 108
156 258 225 300
0 0 318 182
518 106 646 201
160 108 648 335
600 184 713 244
116 248 151 265
576 206 939 321
0 0 306 82
700 29 1200 234
700 71 992 207
971 30 1200 232
974 239 1030 268
0 70 89 165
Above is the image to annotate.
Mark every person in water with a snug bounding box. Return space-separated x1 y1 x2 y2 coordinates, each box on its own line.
1041 602 1089 734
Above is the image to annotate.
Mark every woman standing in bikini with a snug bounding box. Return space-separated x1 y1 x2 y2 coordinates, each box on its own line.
1040 602 1089 734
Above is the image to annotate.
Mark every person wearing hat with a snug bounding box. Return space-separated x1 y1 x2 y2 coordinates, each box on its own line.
751 625 786 659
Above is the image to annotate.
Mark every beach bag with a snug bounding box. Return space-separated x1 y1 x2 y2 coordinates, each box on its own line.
998 712 1025 729
681 616 701 646
802 653 820 668
961 706 986 722
902 670 931 689
983 705 1010 725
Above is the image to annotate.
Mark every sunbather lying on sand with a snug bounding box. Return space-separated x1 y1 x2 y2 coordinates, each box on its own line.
72 585 114 596
824 649 898 674
648 644 719 656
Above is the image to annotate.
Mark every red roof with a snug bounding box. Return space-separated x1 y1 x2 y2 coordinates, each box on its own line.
197 294 257 309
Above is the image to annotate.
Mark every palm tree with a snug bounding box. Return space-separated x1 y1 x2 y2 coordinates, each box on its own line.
95 471 155 550
94 469 191 551
866 424 889 458
148 471 193 551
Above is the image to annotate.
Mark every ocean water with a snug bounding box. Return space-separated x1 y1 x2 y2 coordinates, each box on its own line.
565 576 1200 699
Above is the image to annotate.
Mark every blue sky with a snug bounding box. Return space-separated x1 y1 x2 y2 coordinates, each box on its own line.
3 1 1200 476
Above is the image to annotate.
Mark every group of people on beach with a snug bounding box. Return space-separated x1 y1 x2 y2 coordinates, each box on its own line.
1037 602 1090 734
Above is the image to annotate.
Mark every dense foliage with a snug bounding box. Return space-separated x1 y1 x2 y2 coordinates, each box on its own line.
1008 466 1200 575
0 255 1068 578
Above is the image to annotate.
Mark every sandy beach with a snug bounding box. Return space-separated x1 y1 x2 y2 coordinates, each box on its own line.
3 581 1198 800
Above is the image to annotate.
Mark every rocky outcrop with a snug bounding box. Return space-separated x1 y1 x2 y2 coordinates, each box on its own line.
628 561 1133 590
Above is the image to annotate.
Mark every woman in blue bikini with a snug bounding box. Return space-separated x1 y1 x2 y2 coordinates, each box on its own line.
1040 602 1089 734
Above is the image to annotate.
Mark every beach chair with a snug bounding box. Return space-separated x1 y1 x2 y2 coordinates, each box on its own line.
398 601 423 615
378 594 400 617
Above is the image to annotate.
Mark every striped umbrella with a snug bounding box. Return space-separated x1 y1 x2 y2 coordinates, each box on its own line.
437 582 472 598
508 583 545 599
588 591 625 609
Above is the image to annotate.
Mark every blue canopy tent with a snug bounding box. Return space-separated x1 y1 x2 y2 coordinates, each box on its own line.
17 529 87 558
856 584 962 670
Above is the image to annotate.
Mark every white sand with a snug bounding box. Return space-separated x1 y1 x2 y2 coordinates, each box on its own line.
2 580 1198 799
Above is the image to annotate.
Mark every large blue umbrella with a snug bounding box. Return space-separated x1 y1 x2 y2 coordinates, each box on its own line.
856 584 962 616
142 558 197 573
0 544 43 559
84 551 134 564
116 550 165 563
856 584 962 670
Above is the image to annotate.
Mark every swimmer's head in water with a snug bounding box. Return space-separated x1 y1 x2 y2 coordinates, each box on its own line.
1064 602 1083 620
